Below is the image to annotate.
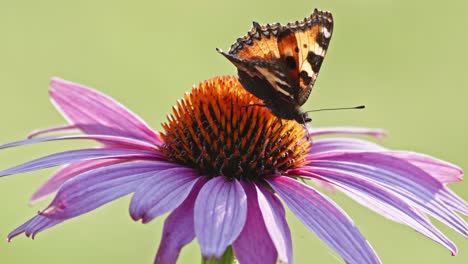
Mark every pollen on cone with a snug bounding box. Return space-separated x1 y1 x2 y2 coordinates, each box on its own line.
160 76 311 180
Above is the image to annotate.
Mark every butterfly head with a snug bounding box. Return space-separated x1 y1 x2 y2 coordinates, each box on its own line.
298 112 312 124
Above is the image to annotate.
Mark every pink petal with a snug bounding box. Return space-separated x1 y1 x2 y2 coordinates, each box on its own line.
312 152 468 237
0 134 158 152
194 177 247 259
27 124 78 138
40 161 173 219
439 189 468 216
384 151 463 184
308 139 463 185
309 178 338 192
383 151 467 215
129 167 201 223
0 148 159 177
233 182 278 264
290 167 457 254
30 159 127 204
8 215 62 241
309 126 387 139
266 176 381 264
256 184 293 263
308 138 466 214
310 138 385 155
154 180 205 264
50 78 158 144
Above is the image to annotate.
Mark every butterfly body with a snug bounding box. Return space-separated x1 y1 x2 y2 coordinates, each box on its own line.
218 9 333 124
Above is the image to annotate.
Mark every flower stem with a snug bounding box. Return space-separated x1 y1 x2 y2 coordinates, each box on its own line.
201 246 235 264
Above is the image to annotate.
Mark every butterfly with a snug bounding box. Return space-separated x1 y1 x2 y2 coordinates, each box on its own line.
217 8 333 124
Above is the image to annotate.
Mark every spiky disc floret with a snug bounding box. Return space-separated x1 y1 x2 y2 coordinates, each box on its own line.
160 76 311 180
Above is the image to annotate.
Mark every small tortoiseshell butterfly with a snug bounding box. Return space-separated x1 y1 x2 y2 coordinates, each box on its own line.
217 8 333 124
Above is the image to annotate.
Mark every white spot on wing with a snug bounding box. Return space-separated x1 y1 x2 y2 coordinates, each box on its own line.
322 27 331 38
314 43 324 56
301 61 315 76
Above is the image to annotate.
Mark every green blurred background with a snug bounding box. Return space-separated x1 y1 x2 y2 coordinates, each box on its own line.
0 0 466 263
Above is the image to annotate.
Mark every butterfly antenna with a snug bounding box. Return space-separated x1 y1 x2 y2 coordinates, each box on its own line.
305 105 365 113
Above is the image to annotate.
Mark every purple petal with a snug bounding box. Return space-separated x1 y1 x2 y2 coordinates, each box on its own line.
309 126 387 139
154 179 205 264
382 151 468 215
194 177 247 259
266 176 381 264
309 140 463 185
129 167 201 223
308 140 466 215
30 159 127 204
312 152 468 236
0 148 159 177
233 182 278 264
8 215 62 241
310 138 386 155
40 161 173 219
50 78 158 144
256 184 293 263
290 167 457 254
0 134 157 151
27 124 78 138
383 151 463 184
438 189 468 216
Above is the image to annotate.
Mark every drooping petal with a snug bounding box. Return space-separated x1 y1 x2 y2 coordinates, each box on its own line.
311 152 468 236
194 177 247 259
383 151 464 184
266 176 381 264
154 179 206 264
256 184 293 264
0 148 159 177
8 215 62 241
309 138 386 155
308 138 465 213
50 78 158 144
27 124 78 138
382 151 467 215
438 189 468 216
129 167 201 223
233 182 278 264
309 138 466 215
309 126 387 138
290 167 457 254
0 134 157 151
309 139 463 185
40 161 174 219
30 159 127 204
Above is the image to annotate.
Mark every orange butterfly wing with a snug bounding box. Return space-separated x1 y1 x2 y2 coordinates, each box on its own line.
217 9 333 123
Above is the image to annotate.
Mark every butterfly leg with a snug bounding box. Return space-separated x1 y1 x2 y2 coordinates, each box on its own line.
302 124 312 141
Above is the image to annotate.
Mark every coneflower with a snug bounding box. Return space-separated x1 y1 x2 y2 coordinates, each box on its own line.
1 77 466 264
